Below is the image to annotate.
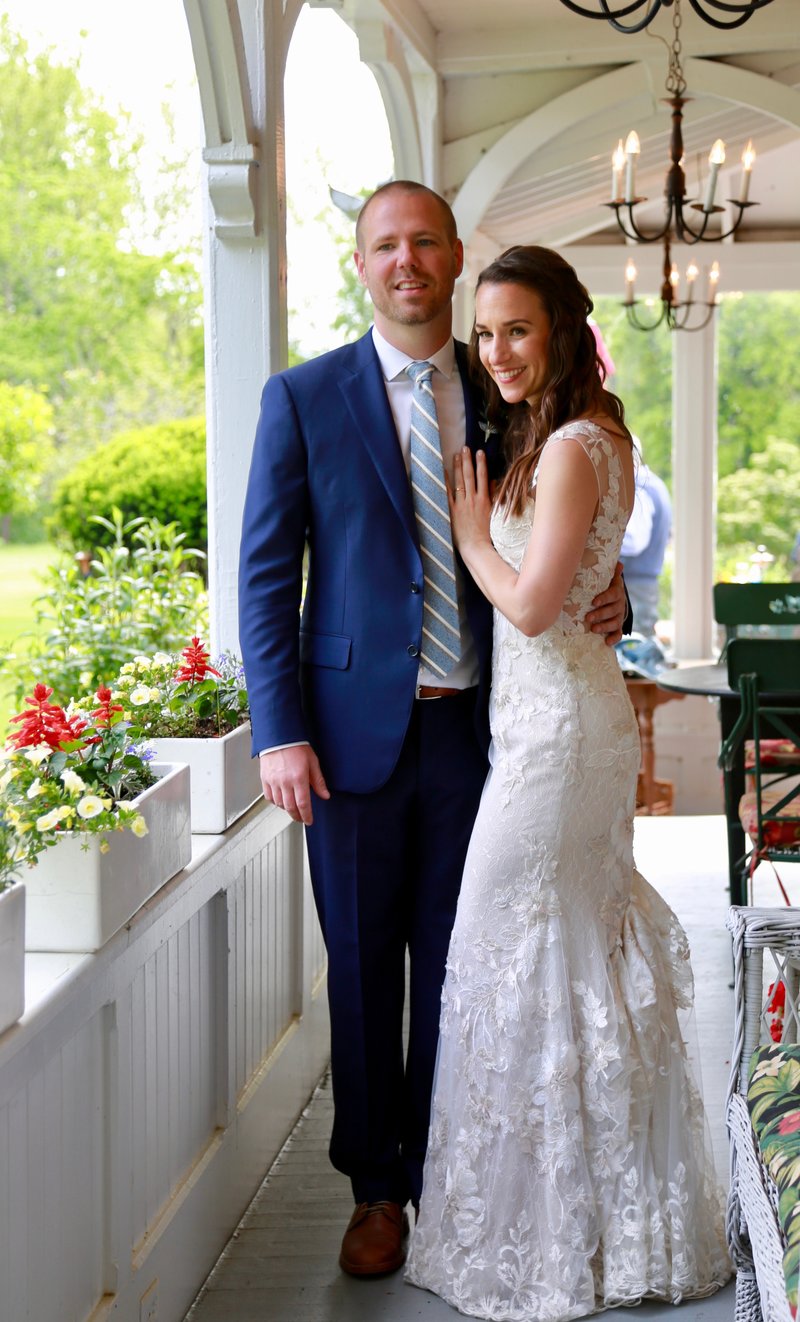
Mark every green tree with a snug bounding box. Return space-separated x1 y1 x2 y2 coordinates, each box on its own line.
592 299 672 484
717 434 800 576
0 21 204 462
0 382 54 521
717 293 800 479
331 192 372 343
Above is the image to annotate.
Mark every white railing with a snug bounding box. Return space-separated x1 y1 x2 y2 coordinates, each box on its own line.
0 803 329 1322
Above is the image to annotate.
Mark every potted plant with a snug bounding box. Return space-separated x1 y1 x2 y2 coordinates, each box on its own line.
118 638 261 834
2 682 191 953
0 810 25 1035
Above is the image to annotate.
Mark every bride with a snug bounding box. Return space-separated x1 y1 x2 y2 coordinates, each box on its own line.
405 246 730 1320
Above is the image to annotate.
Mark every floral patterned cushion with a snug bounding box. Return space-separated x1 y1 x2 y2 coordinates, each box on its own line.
748 1043 800 1317
739 790 800 849
745 740 800 769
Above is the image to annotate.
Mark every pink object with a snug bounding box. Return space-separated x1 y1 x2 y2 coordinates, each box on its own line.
590 320 616 379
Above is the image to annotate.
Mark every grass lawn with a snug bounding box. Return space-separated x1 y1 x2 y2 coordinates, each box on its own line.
0 542 54 733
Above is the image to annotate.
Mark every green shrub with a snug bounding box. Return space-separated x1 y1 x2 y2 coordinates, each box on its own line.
0 509 208 707
49 416 207 554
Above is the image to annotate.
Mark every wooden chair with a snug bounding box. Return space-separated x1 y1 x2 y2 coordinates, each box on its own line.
714 583 800 654
719 639 800 903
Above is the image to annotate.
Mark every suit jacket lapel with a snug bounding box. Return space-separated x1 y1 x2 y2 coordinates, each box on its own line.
338 334 418 546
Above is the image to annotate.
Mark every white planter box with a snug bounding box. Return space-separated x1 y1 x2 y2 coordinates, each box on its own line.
0 884 25 1034
24 762 191 953
147 722 261 834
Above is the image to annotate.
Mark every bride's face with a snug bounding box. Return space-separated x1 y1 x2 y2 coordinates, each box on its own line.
475 282 551 408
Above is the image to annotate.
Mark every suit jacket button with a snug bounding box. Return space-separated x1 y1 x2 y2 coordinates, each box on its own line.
407 645 420 657
410 582 420 593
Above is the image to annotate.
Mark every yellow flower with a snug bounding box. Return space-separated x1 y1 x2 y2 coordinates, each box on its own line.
133 656 152 670
130 814 149 839
76 794 105 820
60 768 86 795
78 671 93 688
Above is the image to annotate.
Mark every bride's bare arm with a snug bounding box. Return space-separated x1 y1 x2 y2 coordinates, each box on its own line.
450 443 599 638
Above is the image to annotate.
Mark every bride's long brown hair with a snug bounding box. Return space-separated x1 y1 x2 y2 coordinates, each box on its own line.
469 246 631 518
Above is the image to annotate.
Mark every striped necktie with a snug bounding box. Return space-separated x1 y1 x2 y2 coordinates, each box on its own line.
407 360 461 679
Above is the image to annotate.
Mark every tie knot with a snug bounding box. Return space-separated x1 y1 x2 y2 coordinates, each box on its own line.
407 360 435 386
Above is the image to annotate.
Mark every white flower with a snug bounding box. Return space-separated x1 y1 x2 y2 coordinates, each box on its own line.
36 808 64 832
133 656 152 669
24 745 52 765
153 652 171 666
78 671 93 688
26 777 44 799
149 687 162 702
60 768 86 795
129 685 152 707
76 794 105 820
130 814 149 838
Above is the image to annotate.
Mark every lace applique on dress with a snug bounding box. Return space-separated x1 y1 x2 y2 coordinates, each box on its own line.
405 420 730 1321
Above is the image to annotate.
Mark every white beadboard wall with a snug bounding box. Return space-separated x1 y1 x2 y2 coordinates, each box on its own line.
0 803 329 1322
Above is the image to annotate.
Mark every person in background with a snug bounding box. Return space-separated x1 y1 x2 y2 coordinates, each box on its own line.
620 448 672 638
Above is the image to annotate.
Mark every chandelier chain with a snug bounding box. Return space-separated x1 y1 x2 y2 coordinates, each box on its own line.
665 2 687 97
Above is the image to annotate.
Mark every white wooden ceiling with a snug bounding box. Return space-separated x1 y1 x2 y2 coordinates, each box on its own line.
338 0 800 264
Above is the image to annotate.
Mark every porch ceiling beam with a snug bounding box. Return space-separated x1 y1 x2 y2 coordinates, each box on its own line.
378 0 437 71
327 0 437 71
437 14 800 77
558 241 800 297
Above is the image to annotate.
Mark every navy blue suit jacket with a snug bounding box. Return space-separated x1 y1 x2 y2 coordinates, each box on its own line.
239 331 493 795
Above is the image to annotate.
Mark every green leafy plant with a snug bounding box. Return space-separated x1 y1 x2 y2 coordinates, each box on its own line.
0 510 207 705
117 638 249 740
1 683 156 871
49 418 207 555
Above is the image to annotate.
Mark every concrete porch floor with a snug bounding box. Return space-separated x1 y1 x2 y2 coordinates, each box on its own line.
185 815 800 1322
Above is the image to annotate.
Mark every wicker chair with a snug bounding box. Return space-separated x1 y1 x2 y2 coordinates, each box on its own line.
727 906 800 1322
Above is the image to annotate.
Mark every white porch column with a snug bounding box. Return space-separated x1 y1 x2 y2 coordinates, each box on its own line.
671 320 717 659
187 0 289 656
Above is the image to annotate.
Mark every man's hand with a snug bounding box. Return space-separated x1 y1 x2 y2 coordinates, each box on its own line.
585 561 627 646
259 745 330 826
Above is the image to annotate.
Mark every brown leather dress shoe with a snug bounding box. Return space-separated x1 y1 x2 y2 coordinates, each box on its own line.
339 1200 409 1276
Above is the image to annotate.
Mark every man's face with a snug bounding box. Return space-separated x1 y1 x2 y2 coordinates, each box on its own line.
354 190 464 333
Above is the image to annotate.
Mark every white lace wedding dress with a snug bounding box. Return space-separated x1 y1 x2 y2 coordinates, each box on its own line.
405 421 730 1320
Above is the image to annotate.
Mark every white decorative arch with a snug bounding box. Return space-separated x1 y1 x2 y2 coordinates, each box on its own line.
353 18 424 182
453 57 800 248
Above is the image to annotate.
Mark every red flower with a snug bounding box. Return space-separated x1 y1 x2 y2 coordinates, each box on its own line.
175 637 220 685
8 683 88 751
90 686 124 729
778 1112 800 1136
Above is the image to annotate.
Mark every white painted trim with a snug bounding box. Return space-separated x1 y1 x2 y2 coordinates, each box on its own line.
0 804 329 1322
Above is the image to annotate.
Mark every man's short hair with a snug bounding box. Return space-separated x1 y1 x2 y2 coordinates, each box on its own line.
355 180 458 251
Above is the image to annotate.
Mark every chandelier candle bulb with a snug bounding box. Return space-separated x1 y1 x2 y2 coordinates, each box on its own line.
624 258 637 304
739 141 755 203
612 140 625 200
708 261 720 301
704 139 726 212
624 131 640 203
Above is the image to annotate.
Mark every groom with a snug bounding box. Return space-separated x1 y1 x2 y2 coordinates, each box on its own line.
238 181 628 1277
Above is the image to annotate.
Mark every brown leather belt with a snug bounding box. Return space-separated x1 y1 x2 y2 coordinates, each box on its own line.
416 685 462 700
